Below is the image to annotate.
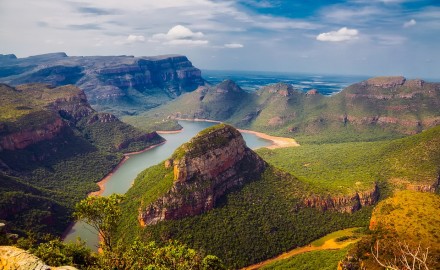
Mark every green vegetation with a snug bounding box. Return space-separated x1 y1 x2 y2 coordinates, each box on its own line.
67 194 225 269
342 190 440 270
122 116 183 133
370 190 440 250
310 227 361 247
11 66 84 86
257 125 440 194
0 83 163 237
74 194 125 251
128 79 439 144
118 166 372 268
261 247 349 270
172 123 236 160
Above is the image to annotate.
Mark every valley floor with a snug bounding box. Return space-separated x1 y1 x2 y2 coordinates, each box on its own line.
243 227 362 270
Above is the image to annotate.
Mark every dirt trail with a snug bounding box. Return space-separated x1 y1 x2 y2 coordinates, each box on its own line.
242 229 361 270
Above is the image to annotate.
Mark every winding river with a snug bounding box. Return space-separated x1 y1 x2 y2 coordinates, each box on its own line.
64 120 272 249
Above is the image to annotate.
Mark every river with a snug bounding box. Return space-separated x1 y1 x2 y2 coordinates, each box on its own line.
64 120 272 249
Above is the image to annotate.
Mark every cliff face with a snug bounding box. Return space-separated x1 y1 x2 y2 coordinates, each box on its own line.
138 124 267 226
0 83 164 236
0 53 205 116
303 184 379 213
0 83 163 154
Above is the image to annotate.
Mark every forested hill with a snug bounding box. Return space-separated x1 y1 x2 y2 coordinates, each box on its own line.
127 76 440 143
0 83 163 236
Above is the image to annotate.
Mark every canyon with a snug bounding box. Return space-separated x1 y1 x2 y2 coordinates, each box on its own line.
0 53 205 116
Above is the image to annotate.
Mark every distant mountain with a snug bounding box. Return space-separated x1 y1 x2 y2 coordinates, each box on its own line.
131 76 440 143
0 83 163 236
0 53 205 116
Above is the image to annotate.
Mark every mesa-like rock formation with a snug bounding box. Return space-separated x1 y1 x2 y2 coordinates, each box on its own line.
303 183 380 213
0 53 205 116
0 246 77 270
138 124 267 226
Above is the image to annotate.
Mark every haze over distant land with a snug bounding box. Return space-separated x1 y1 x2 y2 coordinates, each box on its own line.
1 0 439 78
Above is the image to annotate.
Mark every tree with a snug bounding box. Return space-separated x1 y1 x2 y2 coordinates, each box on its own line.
372 240 430 270
74 194 124 251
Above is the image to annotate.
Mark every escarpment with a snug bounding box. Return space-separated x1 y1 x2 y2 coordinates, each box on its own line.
0 53 205 116
138 124 267 226
303 183 380 213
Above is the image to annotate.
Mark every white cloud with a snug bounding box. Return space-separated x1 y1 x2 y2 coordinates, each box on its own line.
316 27 359 42
403 19 416 28
151 25 208 46
127 34 145 43
224 43 244 48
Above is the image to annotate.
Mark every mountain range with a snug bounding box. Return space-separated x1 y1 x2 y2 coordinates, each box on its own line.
128 76 440 143
0 53 204 117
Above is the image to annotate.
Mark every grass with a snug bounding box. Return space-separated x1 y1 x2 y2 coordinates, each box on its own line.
261 247 350 270
257 142 386 194
311 227 362 247
370 190 440 249
257 125 440 194
345 190 440 270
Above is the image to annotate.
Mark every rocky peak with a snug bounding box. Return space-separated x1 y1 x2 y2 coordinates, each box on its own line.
138 124 267 226
263 83 297 97
404 79 424 88
215 80 243 93
306 89 319 96
364 76 406 88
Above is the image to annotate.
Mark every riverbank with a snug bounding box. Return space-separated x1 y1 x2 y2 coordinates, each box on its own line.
238 129 300 149
175 118 300 148
157 129 183 134
88 141 166 197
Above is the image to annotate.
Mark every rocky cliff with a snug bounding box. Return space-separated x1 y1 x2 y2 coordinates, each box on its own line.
303 183 379 213
138 124 267 226
0 53 205 116
0 83 162 153
0 246 77 270
0 83 164 236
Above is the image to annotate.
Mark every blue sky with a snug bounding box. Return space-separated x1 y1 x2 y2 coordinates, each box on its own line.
1 0 439 78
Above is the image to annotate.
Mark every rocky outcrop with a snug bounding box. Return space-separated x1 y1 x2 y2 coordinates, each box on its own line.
364 76 406 88
303 183 379 213
306 89 319 96
0 118 66 151
138 124 267 226
0 246 77 270
263 83 297 97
